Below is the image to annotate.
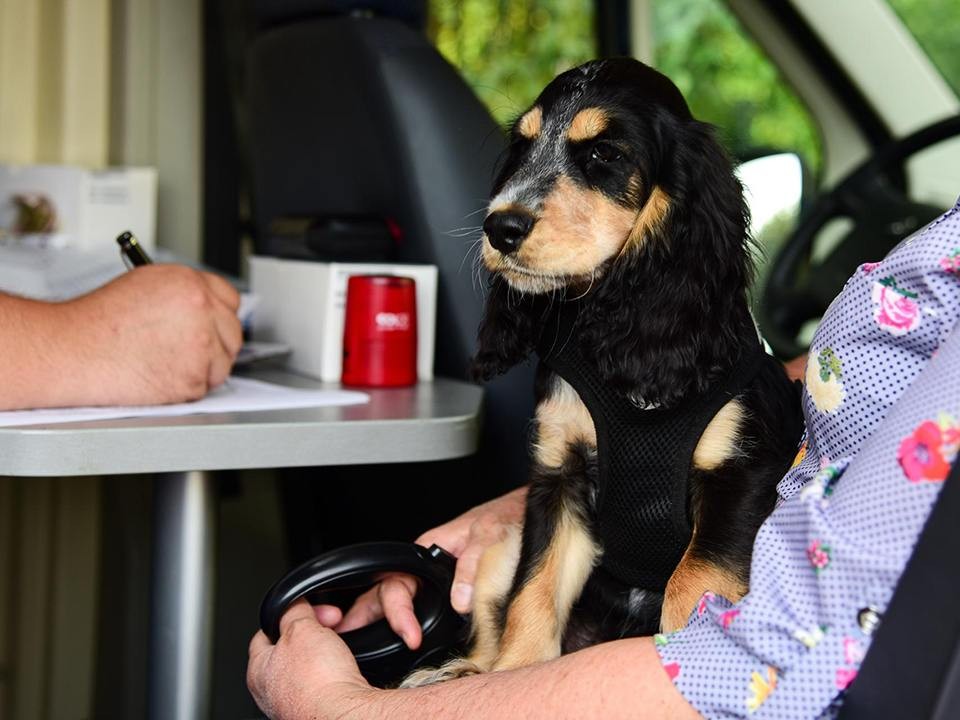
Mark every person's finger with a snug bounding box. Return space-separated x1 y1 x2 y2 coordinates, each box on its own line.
335 586 385 633
313 604 343 627
247 630 273 699
201 271 241 312
415 522 469 558
278 598 316 638
206 335 234 389
450 521 499 613
249 629 273 656
203 303 241 388
210 301 244 358
380 575 421 649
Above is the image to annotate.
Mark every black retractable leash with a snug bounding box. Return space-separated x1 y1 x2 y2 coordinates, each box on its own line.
259 542 467 687
839 459 960 719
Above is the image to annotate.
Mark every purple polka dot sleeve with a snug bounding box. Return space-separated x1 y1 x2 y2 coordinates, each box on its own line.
655 197 960 719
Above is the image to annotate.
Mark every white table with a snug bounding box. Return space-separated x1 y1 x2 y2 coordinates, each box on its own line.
0 373 483 720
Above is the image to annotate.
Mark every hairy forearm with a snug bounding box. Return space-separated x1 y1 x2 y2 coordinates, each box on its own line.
347 639 700 720
0 293 83 410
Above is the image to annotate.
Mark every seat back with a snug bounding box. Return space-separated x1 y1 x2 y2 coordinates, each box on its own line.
246 12 534 490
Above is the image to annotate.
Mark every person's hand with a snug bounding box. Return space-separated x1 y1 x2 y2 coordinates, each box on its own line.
247 599 378 720
57 264 242 406
784 354 807 382
315 486 528 650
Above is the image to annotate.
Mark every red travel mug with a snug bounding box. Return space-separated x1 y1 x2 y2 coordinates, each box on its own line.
341 275 418 387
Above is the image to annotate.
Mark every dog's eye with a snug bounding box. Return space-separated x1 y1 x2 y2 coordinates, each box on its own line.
590 142 622 163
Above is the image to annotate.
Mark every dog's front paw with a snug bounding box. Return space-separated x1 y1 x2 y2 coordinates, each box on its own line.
399 658 484 688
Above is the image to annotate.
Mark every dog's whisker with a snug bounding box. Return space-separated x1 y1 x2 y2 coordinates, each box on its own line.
473 259 484 297
569 271 596 302
472 246 488 298
462 205 490 219
446 226 484 237
460 235 485 276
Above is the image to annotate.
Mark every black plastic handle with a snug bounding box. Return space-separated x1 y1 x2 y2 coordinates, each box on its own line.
259 541 465 686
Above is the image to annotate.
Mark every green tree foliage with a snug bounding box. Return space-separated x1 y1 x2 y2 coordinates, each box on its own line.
651 0 821 172
887 0 960 96
427 0 596 125
427 0 822 173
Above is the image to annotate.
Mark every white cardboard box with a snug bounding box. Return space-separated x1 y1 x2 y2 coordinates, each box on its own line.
249 256 438 382
0 164 158 251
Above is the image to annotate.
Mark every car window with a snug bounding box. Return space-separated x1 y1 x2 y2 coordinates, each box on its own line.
884 0 960 210
648 0 822 302
887 0 960 97
426 0 821 296
426 0 597 127
650 0 821 174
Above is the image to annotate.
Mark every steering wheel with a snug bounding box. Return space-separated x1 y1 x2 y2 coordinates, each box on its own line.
758 114 960 360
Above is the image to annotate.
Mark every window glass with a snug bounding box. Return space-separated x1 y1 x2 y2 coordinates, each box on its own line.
887 0 960 97
649 0 822 295
427 0 822 289
650 0 821 174
426 0 596 127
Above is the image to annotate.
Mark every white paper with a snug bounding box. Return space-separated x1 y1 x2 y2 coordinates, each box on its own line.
0 377 368 428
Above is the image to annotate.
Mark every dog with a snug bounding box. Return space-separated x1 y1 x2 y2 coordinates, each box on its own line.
404 58 803 686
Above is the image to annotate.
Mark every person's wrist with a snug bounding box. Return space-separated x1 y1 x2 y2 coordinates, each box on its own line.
16 297 97 408
319 681 384 720
501 485 528 522
51 295 113 405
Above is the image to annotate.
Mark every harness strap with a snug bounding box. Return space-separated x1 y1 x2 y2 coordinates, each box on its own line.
537 300 765 590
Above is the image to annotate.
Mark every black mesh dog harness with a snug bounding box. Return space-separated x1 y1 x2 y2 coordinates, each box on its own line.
536 300 766 590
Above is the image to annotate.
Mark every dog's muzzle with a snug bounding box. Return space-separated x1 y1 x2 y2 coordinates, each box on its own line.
483 210 535 254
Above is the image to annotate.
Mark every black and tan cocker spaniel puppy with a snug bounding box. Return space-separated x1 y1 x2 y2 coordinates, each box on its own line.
406 57 803 686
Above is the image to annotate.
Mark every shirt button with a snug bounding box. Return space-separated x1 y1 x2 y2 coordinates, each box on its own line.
857 606 882 635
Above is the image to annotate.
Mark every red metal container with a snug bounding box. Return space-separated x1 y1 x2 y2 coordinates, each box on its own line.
341 275 417 387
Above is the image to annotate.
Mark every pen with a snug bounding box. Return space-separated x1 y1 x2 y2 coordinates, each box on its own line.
116 230 153 267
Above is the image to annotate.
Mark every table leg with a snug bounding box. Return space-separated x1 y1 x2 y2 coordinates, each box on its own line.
147 471 216 720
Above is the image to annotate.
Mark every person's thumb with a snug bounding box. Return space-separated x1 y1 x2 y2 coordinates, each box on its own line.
450 523 496 613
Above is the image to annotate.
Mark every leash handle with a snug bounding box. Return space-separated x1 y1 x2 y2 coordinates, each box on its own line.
259 541 465 686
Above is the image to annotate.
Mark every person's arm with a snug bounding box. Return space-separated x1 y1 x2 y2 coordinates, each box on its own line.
783 354 806 382
0 264 242 410
247 600 701 720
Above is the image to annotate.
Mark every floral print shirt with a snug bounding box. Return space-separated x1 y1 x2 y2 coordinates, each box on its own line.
656 196 960 718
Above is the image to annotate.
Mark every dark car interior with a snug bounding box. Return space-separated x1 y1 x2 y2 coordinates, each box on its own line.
5 0 957 718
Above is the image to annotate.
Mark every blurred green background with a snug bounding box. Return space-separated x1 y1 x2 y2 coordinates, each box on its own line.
427 0 822 173
427 0 960 179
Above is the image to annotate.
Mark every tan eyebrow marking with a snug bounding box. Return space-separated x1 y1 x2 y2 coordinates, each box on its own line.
517 106 542 139
567 107 609 142
623 185 671 254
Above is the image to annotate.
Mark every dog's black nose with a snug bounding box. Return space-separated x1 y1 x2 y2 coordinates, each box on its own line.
483 211 534 254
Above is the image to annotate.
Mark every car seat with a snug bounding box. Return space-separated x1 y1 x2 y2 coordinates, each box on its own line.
244 2 535 554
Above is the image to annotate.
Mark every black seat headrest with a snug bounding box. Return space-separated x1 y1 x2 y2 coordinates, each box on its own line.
251 0 425 29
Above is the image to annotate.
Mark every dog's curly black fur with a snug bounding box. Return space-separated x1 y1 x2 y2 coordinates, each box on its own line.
404 58 803 687
473 64 757 409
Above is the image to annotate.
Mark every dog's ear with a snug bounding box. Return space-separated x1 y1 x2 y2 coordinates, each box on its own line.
578 119 753 406
469 276 539 381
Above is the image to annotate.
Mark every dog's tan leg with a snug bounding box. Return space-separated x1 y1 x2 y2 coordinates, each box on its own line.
405 376 599 685
661 399 748 632
464 524 523 669
490 507 598 671
661 545 746 633
692 399 746 472
400 526 522 687
486 377 599 672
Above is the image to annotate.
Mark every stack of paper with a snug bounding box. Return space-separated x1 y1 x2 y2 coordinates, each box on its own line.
0 377 368 428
